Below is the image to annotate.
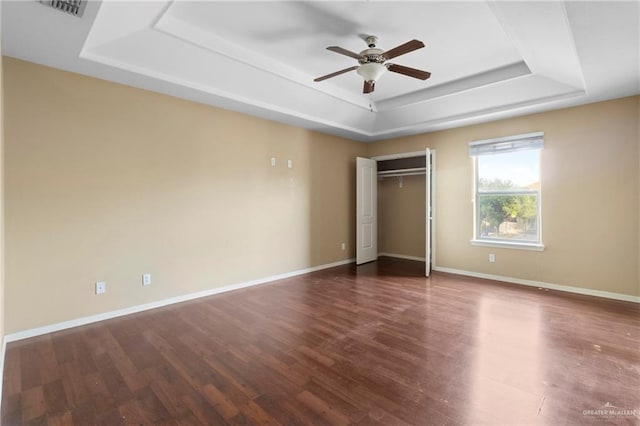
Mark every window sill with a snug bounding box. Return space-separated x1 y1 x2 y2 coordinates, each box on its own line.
470 239 545 251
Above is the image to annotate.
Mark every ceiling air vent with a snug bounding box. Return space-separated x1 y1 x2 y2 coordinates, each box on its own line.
40 0 85 18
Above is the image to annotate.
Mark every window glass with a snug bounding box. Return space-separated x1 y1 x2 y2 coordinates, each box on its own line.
476 149 541 243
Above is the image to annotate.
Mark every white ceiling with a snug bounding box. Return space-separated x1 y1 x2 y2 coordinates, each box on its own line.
2 1 639 142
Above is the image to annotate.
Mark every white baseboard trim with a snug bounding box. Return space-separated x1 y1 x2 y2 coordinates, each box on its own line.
5 258 356 343
433 266 640 303
378 253 426 262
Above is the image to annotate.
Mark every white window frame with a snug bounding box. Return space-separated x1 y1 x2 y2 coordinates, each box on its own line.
470 132 545 251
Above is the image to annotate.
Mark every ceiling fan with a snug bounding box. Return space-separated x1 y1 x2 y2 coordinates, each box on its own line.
314 35 431 94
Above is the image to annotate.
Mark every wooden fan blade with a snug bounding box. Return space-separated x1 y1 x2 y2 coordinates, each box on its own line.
387 63 431 80
327 46 364 60
363 80 375 94
383 39 425 60
314 66 359 82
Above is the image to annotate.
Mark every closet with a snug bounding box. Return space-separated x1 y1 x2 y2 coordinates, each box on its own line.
356 150 433 277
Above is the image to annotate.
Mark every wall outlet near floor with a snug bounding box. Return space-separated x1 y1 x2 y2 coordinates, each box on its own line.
489 254 496 263
95 281 106 295
142 273 151 286
341 242 346 251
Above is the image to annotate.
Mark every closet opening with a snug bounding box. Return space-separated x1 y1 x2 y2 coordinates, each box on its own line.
356 150 434 277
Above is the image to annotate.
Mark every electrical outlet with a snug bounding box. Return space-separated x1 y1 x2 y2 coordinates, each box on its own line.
287 159 292 168
489 254 496 263
270 157 276 167
341 242 346 250
142 273 151 286
95 281 106 295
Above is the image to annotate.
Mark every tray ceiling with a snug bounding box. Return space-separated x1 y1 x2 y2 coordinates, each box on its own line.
2 1 639 142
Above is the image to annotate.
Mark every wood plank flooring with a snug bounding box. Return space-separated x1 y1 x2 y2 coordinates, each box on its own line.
2 257 639 425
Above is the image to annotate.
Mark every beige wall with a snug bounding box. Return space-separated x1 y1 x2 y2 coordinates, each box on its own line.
370 96 640 297
0 14 4 346
3 56 638 335
3 57 365 333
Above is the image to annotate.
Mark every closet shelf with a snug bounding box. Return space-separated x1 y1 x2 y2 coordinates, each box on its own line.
378 167 426 178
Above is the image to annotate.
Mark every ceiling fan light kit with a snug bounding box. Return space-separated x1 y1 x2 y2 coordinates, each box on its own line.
357 63 386 83
314 35 431 94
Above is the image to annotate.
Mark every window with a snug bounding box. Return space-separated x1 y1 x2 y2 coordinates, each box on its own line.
470 133 543 250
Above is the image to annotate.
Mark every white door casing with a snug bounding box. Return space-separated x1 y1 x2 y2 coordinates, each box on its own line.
356 157 378 265
425 148 432 277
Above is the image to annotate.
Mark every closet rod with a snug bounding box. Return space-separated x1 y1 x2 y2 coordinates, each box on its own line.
377 167 426 178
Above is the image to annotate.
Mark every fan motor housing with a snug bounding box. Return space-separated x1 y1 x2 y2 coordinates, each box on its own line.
358 48 386 65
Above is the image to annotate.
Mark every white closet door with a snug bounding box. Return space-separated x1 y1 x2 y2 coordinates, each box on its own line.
425 148 432 277
356 157 378 265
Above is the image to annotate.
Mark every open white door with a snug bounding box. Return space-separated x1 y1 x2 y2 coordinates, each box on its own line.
425 148 432 277
356 157 377 265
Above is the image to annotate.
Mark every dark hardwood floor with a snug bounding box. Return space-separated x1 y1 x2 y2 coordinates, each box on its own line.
2 257 639 425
